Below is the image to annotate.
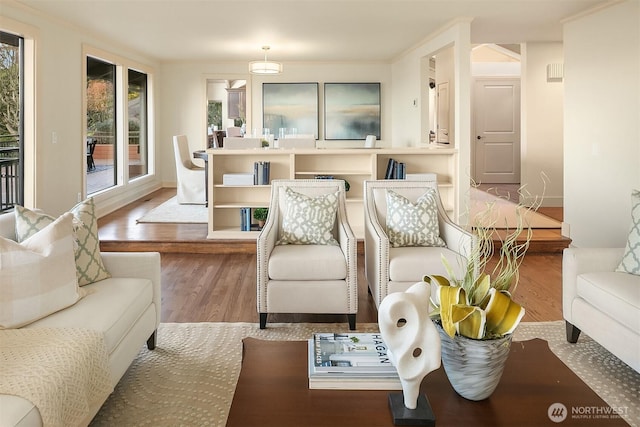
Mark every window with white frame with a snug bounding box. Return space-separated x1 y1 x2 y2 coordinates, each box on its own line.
0 31 23 212
128 68 148 180
85 49 152 195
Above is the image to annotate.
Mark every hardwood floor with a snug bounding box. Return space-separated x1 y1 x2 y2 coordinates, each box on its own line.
98 188 565 325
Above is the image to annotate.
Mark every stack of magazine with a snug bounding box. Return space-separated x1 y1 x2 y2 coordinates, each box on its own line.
308 332 401 390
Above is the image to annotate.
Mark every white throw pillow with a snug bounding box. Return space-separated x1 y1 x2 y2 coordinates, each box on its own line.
277 187 339 245
0 213 84 329
616 189 640 275
385 189 446 248
15 198 110 285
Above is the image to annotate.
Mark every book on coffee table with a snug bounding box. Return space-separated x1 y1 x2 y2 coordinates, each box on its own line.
308 340 401 390
308 334 401 390
310 333 397 373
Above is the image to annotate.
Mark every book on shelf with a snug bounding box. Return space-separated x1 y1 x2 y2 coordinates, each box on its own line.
307 338 401 390
384 158 396 179
253 161 270 185
384 158 406 179
240 208 251 231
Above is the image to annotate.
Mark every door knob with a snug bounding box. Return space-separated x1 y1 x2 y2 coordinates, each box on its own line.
477 136 482 140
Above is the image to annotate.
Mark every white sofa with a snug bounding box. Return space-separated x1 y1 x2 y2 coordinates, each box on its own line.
563 247 640 373
0 212 161 426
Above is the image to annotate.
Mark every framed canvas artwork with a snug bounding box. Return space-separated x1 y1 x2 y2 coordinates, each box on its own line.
324 83 381 140
263 83 319 139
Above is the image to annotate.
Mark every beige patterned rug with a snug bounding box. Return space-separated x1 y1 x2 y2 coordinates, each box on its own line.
89 321 639 427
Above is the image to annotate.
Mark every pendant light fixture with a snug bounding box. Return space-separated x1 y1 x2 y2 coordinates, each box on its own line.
249 46 283 75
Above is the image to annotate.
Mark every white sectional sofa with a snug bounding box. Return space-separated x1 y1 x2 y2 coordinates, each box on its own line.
563 247 640 373
0 212 161 426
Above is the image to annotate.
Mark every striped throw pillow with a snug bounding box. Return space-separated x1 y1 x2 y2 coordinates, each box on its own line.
0 213 84 329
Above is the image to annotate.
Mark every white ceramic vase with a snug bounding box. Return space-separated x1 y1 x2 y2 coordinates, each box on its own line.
436 323 512 401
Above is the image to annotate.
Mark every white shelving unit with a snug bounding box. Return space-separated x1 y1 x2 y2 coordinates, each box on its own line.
206 147 458 239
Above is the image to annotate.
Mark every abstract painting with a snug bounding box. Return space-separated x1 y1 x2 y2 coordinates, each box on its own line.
324 83 380 140
263 83 318 139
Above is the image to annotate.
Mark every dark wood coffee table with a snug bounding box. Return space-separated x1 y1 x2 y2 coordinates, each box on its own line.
226 338 628 426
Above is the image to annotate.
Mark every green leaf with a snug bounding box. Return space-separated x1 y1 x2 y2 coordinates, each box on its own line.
468 273 491 306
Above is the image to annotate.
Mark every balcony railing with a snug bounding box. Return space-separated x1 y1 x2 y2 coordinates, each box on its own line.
0 134 20 212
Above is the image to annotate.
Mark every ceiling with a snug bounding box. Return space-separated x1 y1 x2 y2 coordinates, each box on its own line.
13 0 610 63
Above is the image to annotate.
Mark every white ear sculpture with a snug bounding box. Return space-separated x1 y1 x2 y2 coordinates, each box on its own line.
378 281 441 409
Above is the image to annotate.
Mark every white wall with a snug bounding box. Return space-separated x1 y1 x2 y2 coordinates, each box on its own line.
1 3 161 216
250 63 392 146
563 0 640 247
391 20 472 222
521 42 564 207
159 62 392 185
159 64 248 185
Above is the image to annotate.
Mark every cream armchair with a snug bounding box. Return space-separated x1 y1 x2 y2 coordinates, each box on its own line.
173 135 206 205
257 179 358 330
364 180 473 308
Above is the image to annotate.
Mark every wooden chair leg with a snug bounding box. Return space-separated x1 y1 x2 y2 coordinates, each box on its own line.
565 321 581 343
348 314 356 331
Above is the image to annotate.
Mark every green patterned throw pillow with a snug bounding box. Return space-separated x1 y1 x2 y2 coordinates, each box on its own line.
616 189 640 275
15 198 111 285
385 189 446 248
278 187 339 245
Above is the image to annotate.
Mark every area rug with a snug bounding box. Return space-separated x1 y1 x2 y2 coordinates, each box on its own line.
89 321 639 427
136 196 207 224
469 187 561 229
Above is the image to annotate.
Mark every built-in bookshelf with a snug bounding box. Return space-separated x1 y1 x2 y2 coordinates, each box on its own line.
206 147 457 239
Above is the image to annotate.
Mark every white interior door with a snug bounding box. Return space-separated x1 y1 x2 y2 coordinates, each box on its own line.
473 79 521 183
436 82 449 143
